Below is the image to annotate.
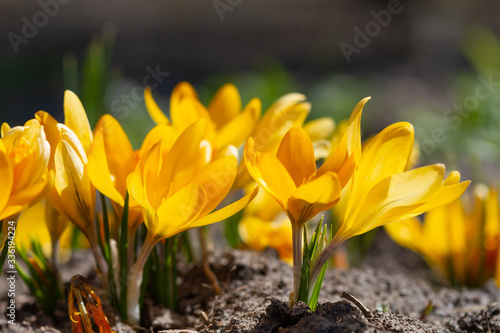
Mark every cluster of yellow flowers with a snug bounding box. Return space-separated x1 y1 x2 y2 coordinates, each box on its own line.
386 184 500 287
0 81 477 326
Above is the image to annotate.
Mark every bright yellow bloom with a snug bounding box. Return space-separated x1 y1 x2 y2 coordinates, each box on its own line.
239 187 293 264
145 82 261 152
385 184 499 287
37 117 95 236
36 91 105 274
243 97 367 303
233 93 312 189
311 104 470 287
126 120 257 323
0 118 50 226
244 96 368 227
88 114 143 230
245 127 342 226
331 122 470 244
127 120 257 241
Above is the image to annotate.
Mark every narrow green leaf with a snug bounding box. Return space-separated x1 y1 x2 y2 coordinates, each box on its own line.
223 210 243 248
119 192 129 320
100 193 119 311
180 231 194 263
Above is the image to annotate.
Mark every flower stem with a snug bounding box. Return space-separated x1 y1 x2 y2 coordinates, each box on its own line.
126 231 158 325
88 234 108 279
291 223 303 305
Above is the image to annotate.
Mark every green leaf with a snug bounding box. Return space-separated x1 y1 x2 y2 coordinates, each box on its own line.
119 192 129 320
224 210 243 248
100 193 119 311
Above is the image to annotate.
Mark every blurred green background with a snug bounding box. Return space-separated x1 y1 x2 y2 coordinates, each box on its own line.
0 0 499 181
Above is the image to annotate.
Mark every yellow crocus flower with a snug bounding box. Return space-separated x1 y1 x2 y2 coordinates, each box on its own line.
36 91 105 275
244 98 366 302
244 97 368 229
233 93 312 189
125 120 258 323
145 82 261 152
0 118 50 242
311 109 470 285
87 114 143 232
385 184 499 287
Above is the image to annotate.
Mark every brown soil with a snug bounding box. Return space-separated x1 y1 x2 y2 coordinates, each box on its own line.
1 232 499 332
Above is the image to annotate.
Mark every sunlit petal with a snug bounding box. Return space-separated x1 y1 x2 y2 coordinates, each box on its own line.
64 90 93 154
276 127 316 187
208 83 242 128
144 87 170 125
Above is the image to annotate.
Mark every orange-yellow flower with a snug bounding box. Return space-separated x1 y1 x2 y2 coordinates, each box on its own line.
145 82 261 152
385 184 498 287
0 118 50 247
36 91 105 274
243 98 366 302
312 106 470 286
87 114 143 231
233 93 312 189
125 120 258 323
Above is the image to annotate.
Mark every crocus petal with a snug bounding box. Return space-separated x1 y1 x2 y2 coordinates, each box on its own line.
292 172 341 205
347 97 370 163
405 180 471 215
191 186 259 228
144 87 170 125
358 122 414 187
126 171 154 216
52 140 94 231
58 124 87 164
35 111 61 168
171 97 213 134
303 118 336 142
64 90 93 154
88 130 124 206
253 94 310 152
208 83 242 129
0 140 13 213
287 172 341 224
94 115 135 195
161 121 206 191
1 180 47 220
170 82 198 117
1 123 11 137
245 137 296 212
345 122 414 217
215 98 261 150
343 164 445 238
276 127 316 187
140 142 164 210
192 156 237 216
384 217 424 253
139 124 178 158
317 135 354 188
155 183 207 238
